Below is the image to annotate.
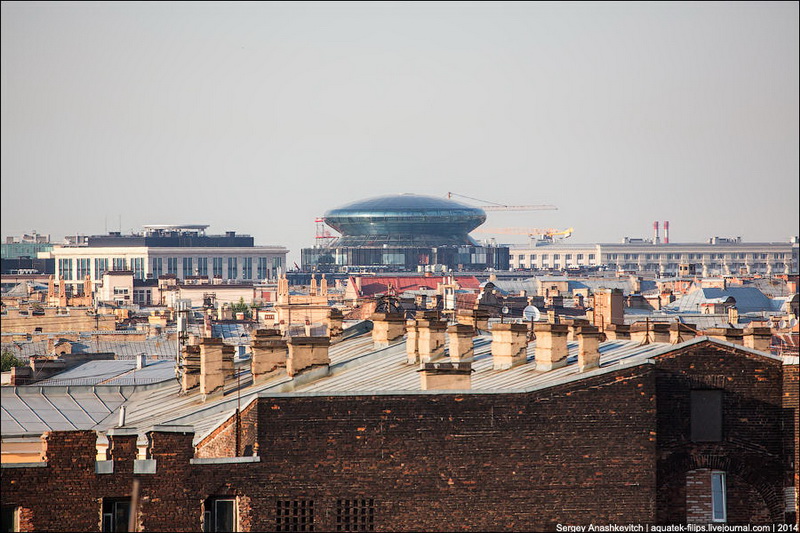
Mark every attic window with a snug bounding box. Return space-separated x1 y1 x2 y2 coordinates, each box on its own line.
691 390 723 442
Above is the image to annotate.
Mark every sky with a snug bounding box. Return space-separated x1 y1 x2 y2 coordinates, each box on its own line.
2 1 798 264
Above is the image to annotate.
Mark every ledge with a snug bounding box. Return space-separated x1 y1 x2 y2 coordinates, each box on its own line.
2 461 48 468
190 456 261 465
133 459 157 474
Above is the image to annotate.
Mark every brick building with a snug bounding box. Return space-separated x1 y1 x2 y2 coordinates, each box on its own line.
1 324 797 531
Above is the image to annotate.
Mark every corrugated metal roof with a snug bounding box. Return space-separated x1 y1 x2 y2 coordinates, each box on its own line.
664 286 776 314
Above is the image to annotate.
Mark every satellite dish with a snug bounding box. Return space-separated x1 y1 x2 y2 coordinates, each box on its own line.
523 305 541 322
779 320 787 329
501 306 510 315
789 318 798 328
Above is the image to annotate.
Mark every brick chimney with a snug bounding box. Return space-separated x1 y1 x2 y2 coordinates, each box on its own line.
704 326 744 345
630 322 670 344
447 324 475 363
419 362 473 390
603 323 631 340
181 344 201 392
286 336 330 377
576 325 602 372
743 326 772 352
491 323 529 370
589 288 625 328
669 322 697 344
222 344 235 380
456 308 489 332
200 337 224 397
250 329 287 382
416 317 448 363
370 312 406 348
563 318 590 341
106 427 139 473
533 323 569 371
327 308 344 338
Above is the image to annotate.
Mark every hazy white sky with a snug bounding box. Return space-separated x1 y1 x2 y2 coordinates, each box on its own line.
2 1 798 263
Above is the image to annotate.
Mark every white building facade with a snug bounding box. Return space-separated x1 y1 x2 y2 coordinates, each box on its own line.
46 225 288 294
507 237 799 276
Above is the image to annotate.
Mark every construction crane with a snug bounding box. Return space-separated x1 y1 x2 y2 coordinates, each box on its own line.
475 227 574 239
446 192 557 211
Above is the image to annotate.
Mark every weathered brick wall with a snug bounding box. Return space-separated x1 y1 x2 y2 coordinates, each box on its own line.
1 365 658 532
251 364 658 531
783 363 799 524
655 340 788 524
195 399 258 458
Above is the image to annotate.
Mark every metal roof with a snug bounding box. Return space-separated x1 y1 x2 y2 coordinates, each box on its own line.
664 286 778 314
1 331 787 446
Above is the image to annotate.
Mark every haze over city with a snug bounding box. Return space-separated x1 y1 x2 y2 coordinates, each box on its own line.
2 2 798 265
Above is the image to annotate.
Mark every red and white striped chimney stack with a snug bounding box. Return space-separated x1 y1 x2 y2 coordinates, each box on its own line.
653 221 660 244
664 221 670 244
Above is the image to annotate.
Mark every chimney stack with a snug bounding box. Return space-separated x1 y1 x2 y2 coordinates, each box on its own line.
447 324 475 363
491 323 529 370
743 326 772 353
653 221 660 244
534 323 569 371
250 329 288 382
576 325 602 372
200 337 224 398
286 336 330 377
419 362 473 391
664 221 670 244
371 312 406 348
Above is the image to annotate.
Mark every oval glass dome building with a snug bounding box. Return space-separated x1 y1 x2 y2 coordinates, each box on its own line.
302 193 509 272
323 194 487 247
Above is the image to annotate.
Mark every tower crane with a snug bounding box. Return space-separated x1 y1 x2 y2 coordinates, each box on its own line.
475 227 574 239
446 192 557 211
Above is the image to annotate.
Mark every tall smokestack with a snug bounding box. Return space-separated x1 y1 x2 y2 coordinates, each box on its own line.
653 221 660 244
664 221 670 244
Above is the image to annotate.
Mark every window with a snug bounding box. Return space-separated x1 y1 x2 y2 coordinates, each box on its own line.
198 257 208 277
276 500 314 532
131 258 144 280
257 257 268 279
529 254 536 261
204 498 236 532
242 257 253 280
76 258 90 279
183 257 194 278
1 506 18 532
113 258 127 271
167 257 178 275
58 258 73 280
553 254 560 259
95 258 109 279
541 254 548 260
227 257 238 279
213 257 223 278
589 254 595 260
691 390 723 442
577 254 583 260
102 499 130 532
336 499 375 532
565 254 572 260
152 258 163 279
711 472 726 522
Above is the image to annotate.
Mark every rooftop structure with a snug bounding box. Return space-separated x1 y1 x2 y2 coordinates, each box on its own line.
302 194 508 272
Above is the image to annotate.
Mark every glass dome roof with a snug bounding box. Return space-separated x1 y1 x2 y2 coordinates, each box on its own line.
323 194 486 247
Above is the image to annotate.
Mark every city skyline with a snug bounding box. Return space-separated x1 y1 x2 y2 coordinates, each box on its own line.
2 2 798 264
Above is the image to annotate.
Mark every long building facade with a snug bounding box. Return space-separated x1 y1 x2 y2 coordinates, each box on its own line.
46 225 288 294
508 237 799 276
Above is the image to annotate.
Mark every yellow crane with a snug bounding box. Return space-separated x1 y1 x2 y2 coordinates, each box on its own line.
446 192 557 211
475 227 574 239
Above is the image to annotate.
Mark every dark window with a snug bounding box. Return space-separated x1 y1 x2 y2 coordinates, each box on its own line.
204 498 236 532
1 506 18 533
336 499 375 532
276 500 314 532
691 390 723 442
102 499 130 532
